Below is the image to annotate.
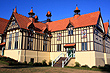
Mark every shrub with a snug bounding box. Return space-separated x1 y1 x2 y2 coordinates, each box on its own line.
0 57 2 60
38 62 42 66
1 57 6 61
28 62 33 66
6 57 11 61
42 59 47 66
33 62 39 66
48 60 52 66
23 61 27 64
81 65 90 68
75 62 80 67
104 64 110 69
92 66 97 68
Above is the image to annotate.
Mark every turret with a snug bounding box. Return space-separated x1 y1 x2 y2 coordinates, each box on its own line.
46 11 52 22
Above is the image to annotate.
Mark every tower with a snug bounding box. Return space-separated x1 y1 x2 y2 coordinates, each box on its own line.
74 5 80 16
46 11 52 22
35 15 38 22
28 7 35 18
28 7 35 22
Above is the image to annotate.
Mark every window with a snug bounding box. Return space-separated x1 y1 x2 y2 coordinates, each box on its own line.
15 32 19 49
43 41 47 51
27 32 33 50
68 27 73 35
12 21 15 26
81 30 87 38
57 44 61 51
57 33 61 41
82 42 87 51
3 37 5 42
8 34 12 49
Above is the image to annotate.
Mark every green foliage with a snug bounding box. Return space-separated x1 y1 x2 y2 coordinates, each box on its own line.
6 57 12 61
28 62 33 66
81 65 90 68
33 62 39 66
1 57 6 61
0 60 9 65
92 66 97 68
42 59 47 66
38 62 42 66
104 64 110 69
23 61 27 64
48 60 52 66
75 62 80 67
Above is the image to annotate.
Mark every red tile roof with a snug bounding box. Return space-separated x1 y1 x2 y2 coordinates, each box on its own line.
0 42 6 46
13 13 31 29
33 22 47 32
64 44 76 47
13 13 46 33
104 22 109 34
0 18 9 34
47 11 100 32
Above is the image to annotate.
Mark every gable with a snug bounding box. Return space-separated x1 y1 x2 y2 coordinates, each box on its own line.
96 17 104 33
5 15 20 32
66 21 74 28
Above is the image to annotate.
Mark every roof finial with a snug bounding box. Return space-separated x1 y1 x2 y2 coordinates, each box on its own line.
31 7 33 9
76 4 77 7
14 6 17 13
99 7 101 12
28 7 35 17
108 20 109 23
74 5 80 16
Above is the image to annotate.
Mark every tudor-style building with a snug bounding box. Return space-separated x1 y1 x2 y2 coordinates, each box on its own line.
0 6 110 67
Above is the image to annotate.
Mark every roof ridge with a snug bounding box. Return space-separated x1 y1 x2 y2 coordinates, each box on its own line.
47 11 100 24
14 13 29 19
81 11 100 16
0 18 9 21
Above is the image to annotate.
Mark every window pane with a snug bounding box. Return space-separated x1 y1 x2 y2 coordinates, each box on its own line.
59 44 61 51
68 31 70 35
8 34 12 49
57 44 61 51
85 43 87 50
71 30 73 35
15 32 19 49
57 44 59 51
82 43 84 51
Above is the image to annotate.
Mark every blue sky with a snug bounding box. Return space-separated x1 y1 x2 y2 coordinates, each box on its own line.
0 0 110 22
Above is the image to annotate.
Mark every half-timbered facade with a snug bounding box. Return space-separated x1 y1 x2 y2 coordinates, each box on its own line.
0 6 110 67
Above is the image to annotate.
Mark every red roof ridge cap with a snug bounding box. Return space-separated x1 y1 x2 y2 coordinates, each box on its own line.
81 11 100 16
47 17 72 24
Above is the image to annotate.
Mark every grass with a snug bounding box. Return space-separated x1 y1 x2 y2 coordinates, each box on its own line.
0 60 9 65
65 66 109 72
0 66 107 73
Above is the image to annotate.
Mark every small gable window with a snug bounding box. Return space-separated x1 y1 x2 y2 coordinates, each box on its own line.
12 21 15 26
68 27 73 35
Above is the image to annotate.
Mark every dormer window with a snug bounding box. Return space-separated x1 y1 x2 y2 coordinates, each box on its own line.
68 27 73 35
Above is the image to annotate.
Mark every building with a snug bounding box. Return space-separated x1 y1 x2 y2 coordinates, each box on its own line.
0 6 110 67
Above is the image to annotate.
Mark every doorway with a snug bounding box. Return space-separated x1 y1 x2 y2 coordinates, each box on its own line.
67 48 75 57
